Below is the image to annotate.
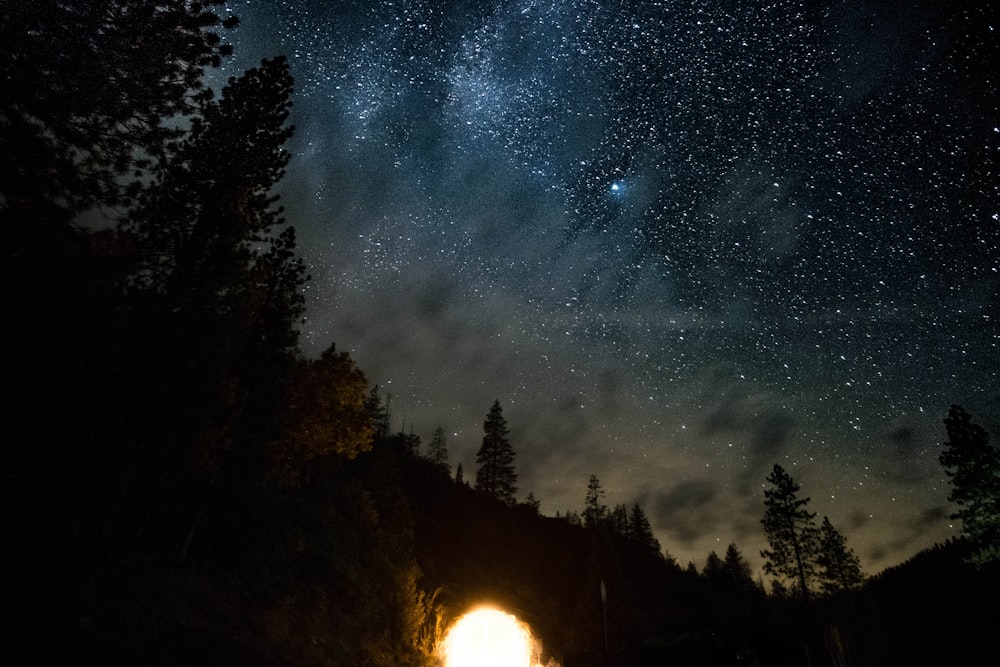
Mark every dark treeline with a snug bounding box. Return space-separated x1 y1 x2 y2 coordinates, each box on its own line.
3 3 998 666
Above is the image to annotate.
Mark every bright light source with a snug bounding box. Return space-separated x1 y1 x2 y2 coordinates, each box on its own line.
441 607 535 667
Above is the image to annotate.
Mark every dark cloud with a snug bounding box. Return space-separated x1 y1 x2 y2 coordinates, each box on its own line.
879 418 940 484
889 425 916 448
865 505 953 571
913 505 949 532
699 380 796 487
848 510 870 531
651 479 721 546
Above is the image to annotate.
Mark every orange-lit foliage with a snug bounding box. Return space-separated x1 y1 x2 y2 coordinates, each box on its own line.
275 346 372 483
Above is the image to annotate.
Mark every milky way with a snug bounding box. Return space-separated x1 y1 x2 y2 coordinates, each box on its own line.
223 0 999 573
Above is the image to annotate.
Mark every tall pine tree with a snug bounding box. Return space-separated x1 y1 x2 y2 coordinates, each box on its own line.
939 405 1000 564
117 57 305 476
475 400 518 504
628 503 661 556
761 464 819 601
427 426 450 473
364 385 392 442
115 56 307 564
583 474 608 528
722 542 755 591
816 516 864 593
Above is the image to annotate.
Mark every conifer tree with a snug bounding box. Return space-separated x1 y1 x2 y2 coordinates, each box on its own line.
583 474 607 528
524 492 541 513
939 405 1000 564
608 503 629 536
628 503 661 556
475 400 517 504
816 516 864 593
427 426 450 473
111 57 306 518
122 56 302 330
761 463 819 601
398 430 421 456
364 385 391 442
722 542 755 590
704 550 724 579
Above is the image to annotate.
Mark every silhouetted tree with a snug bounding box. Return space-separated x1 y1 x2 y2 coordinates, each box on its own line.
704 550 724 579
524 492 541 514
560 510 582 526
816 516 864 593
122 53 302 326
454 462 465 485
608 503 629 536
722 542 756 591
583 474 608 528
628 503 661 556
365 385 392 441
475 400 517 504
939 405 1000 564
761 463 819 601
427 426 450 473
104 56 305 560
393 430 421 456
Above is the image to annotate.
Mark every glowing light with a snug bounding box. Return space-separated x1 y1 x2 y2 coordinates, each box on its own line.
441 607 536 667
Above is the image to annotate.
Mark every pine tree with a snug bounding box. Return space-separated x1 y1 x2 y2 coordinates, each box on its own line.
397 431 421 456
761 463 819 601
583 474 607 528
364 385 391 442
474 400 517 504
939 405 1000 564
524 492 541 513
127 56 302 401
704 550 724 579
454 462 465 486
608 504 629 537
722 542 755 590
627 503 661 556
427 426 450 473
122 56 303 332
102 57 306 538
816 516 864 593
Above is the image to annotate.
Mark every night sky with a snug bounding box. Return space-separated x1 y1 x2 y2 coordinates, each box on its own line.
221 0 998 574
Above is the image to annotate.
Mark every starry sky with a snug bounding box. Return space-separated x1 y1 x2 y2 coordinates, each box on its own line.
221 0 999 575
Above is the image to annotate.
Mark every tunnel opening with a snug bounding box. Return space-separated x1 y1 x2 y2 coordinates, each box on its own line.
438 606 550 667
